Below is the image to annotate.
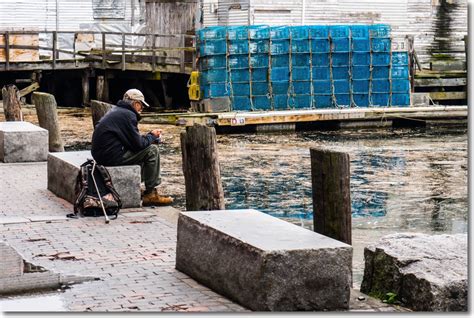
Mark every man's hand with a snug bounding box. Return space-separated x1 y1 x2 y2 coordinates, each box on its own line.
150 129 162 138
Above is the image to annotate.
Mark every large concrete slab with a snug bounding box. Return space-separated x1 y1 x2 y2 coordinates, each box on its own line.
47 151 141 209
176 209 353 311
0 121 48 162
361 233 467 311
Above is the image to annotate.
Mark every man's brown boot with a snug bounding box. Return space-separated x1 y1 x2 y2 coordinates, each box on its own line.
142 190 174 206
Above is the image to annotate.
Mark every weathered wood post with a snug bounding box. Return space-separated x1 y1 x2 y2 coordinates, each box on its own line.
310 148 351 245
91 99 114 128
406 35 415 93
180 124 225 211
32 92 64 152
96 75 109 102
1 84 23 121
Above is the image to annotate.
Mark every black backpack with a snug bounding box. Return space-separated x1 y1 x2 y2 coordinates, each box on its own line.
70 159 122 220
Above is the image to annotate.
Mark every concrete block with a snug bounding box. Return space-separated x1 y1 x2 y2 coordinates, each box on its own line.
361 233 467 311
47 151 141 209
0 122 48 162
176 209 352 311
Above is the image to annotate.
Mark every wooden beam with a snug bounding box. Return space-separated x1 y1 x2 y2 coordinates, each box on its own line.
19 82 40 97
52 31 57 70
5 31 10 71
415 77 467 87
429 91 467 100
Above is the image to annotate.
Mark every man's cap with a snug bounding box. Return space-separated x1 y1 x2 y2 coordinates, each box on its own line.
123 88 150 107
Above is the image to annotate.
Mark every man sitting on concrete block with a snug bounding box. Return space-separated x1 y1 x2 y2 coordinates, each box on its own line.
91 88 173 206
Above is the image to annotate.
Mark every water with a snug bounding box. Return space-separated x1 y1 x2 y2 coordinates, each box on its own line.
217 125 468 287
0 293 66 311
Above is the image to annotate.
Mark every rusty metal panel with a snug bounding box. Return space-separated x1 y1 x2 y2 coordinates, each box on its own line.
217 0 250 25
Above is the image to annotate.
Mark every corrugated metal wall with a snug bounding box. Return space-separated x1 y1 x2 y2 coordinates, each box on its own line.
201 0 468 66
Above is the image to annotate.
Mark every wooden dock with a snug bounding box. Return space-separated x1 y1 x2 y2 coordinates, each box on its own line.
141 105 468 129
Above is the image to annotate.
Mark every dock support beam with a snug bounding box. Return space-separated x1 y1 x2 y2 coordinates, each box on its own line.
310 148 352 245
81 69 90 107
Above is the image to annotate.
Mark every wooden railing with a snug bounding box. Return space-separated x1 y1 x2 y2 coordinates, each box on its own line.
0 30 196 72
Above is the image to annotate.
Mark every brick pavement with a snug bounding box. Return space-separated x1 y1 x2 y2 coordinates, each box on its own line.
0 162 246 312
0 161 405 312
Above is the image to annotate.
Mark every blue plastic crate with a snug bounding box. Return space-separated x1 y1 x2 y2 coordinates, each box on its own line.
350 25 369 38
231 83 250 96
249 40 270 54
391 66 409 79
291 39 310 53
292 67 311 81
252 95 271 110
309 26 329 39
271 66 289 81
270 26 290 40
228 55 248 69
251 68 269 82
200 40 227 56
251 82 269 95
198 27 227 41
392 79 410 92
294 94 312 109
369 24 391 38
292 81 311 94
371 93 390 106
312 53 329 66
200 55 227 70
273 94 289 109
371 38 391 52
332 66 350 80
335 94 351 107
249 25 270 39
250 54 269 68
228 40 248 55
334 80 350 94
230 69 250 83
312 66 330 80
332 53 350 66
392 52 409 66
271 54 289 67
372 79 390 92
352 38 370 52
331 38 350 52
290 26 310 39
372 66 390 79
202 83 229 98
352 52 370 65
352 66 371 79
353 94 369 107
311 39 330 53
271 40 290 54
330 25 350 38
391 93 410 106
313 80 332 94
352 79 370 93
291 53 310 66
314 94 333 108
232 96 251 111
372 52 391 66
271 81 289 94
227 26 248 40
202 68 227 83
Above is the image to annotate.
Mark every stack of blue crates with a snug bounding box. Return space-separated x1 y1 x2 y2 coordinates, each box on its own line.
197 24 411 111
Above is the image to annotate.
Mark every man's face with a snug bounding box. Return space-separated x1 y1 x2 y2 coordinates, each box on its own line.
132 100 144 113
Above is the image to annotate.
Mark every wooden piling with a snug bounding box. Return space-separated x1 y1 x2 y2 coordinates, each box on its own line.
1 84 23 121
96 75 109 102
81 70 90 107
91 99 113 128
180 124 225 211
310 148 351 245
32 92 64 152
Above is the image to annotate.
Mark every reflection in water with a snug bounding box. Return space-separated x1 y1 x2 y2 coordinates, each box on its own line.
220 126 468 235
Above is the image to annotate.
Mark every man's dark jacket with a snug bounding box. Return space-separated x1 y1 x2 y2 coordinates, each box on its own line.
91 100 157 166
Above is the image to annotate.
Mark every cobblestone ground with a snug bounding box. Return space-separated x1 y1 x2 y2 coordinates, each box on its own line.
0 162 246 312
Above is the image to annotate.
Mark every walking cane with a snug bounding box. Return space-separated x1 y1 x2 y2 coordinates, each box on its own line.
91 160 110 224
